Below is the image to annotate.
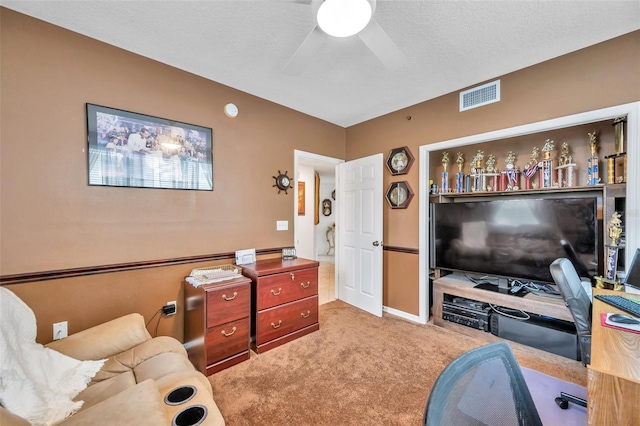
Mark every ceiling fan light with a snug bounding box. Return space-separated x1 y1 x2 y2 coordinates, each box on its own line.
317 0 372 38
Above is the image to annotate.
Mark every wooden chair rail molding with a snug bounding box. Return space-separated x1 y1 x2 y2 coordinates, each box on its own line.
383 245 418 255
0 247 285 285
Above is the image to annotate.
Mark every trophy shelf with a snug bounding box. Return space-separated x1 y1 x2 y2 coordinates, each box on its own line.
431 184 607 203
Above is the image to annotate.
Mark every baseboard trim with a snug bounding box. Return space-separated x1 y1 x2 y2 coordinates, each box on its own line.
383 306 423 324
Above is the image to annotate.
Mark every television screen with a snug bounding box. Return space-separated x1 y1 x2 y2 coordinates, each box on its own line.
431 198 598 283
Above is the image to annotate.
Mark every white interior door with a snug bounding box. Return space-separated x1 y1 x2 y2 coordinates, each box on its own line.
337 154 383 317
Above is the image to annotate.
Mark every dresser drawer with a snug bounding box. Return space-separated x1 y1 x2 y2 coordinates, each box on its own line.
206 282 250 328
205 317 250 366
256 296 318 345
257 267 318 310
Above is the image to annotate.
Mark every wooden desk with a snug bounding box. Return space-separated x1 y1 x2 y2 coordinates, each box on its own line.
588 288 640 425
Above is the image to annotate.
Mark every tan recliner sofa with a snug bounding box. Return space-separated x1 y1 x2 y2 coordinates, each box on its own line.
0 313 224 426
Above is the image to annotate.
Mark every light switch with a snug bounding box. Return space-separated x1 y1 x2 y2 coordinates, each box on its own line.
277 220 288 231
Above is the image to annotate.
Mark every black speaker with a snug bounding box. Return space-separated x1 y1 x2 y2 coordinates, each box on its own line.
490 313 580 361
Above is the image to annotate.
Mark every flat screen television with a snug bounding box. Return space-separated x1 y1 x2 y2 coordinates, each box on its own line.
430 197 598 284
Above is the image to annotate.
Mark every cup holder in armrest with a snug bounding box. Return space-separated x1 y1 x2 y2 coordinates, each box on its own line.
165 385 197 406
172 405 208 426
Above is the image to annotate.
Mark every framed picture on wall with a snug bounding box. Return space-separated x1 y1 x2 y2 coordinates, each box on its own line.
298 182 305 215
86 103 213 191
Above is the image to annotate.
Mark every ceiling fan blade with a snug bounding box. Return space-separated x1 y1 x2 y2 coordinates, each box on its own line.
283 25 326 74
358 19 407 71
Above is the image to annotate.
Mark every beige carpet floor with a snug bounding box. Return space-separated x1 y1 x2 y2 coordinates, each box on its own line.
209 300 585 425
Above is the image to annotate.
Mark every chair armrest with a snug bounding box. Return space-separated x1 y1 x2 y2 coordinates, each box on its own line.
46 314 152 360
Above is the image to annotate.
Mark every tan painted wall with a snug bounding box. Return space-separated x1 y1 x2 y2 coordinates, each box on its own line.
0 9 344 342
347 30 640 316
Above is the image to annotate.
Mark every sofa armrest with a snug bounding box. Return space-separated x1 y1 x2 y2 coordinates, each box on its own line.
0 406 31 426
46 314 152 360
60 379 169 426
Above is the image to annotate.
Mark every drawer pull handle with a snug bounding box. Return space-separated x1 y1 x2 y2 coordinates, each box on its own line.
271 288 282 296
271 320 282 329
301 310 311 319
290 273 295 281
221 327 237 337
222 292 238 301
301 281 310 289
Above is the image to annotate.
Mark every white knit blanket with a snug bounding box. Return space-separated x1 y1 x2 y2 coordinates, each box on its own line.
0 287 105 425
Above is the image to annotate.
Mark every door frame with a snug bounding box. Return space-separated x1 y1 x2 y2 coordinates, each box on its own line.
294 149 343 265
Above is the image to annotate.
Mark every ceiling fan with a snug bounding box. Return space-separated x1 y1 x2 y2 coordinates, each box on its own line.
283 0 407 74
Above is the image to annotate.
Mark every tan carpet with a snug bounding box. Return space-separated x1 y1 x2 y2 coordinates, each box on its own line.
209 300 586 425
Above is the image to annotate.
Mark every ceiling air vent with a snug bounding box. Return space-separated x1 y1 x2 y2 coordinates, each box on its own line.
460 80 500 112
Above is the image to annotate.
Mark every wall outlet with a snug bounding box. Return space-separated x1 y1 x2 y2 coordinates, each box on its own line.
277 220 288 231
163 301 177 316
53 321 68 340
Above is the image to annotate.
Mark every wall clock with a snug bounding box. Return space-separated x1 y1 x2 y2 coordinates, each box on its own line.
385 181 414 209
386 146 414 175
273 170 293 194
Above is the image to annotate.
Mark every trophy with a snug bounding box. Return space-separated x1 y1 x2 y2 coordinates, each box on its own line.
605 116 627 184
455 152 465 193
523 147 540 190
555 142 577 187
441 151 450 193
587 131 600 185
605 211 623 281
540 139 554 188
501 151 520 191
484 154 499 192
470 150 484 192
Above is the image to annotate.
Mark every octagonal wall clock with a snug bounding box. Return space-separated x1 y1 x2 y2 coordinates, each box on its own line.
385 181 414 209
386 146 414 175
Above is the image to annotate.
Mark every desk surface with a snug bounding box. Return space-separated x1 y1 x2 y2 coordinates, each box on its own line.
590 288 640 382
588 288 640 425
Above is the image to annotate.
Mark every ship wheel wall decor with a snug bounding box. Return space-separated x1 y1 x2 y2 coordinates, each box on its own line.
273 170 293 194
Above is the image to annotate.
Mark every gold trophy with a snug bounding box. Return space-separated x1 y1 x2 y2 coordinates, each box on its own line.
470 150 484 192
555 142 577 187
596 211 624 290
441 151 450 193
523 147 540 190
540 139 554 188
455 152 464 193
484 154 499 192
587 131 599 185
501 151 519 191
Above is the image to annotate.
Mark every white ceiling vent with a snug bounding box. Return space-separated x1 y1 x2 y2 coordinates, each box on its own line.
460 80 501 112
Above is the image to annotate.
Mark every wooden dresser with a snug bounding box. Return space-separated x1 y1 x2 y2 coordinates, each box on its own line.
242 258 320 353
184 276 251 375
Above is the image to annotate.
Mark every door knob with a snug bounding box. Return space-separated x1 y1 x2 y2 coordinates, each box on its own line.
373 241 383 247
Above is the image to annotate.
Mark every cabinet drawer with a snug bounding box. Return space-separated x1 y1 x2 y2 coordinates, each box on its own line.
257 268 318 310
256 296 318 345
206 283 250 328
206 317 249 366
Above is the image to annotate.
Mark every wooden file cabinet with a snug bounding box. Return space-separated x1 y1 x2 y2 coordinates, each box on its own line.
242 258 320 353
184 276 251 375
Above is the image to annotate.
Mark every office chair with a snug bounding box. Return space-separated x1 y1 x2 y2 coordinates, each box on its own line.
423 342 543 426
549 257 590 409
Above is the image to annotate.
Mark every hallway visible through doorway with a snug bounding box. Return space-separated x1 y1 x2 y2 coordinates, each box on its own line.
318 255 335 305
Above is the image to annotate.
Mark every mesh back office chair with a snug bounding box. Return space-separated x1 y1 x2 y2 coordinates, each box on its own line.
423 342 543 426
549 257 590 409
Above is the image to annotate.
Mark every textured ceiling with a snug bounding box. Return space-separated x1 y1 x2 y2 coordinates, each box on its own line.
3 1 639 127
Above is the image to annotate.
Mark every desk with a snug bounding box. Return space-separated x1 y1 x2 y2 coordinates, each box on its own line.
588 288 640 425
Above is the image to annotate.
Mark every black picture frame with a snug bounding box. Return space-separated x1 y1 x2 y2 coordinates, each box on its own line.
86 103 213 191
385 181 414 209
386 146 414 175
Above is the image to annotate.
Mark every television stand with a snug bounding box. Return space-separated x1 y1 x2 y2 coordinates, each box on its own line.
432 274 573 330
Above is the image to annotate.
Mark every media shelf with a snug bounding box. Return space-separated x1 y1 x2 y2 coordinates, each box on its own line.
432 274 573 330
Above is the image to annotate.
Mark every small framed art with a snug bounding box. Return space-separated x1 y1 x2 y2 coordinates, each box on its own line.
385 181 414 209
386 146 414 175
